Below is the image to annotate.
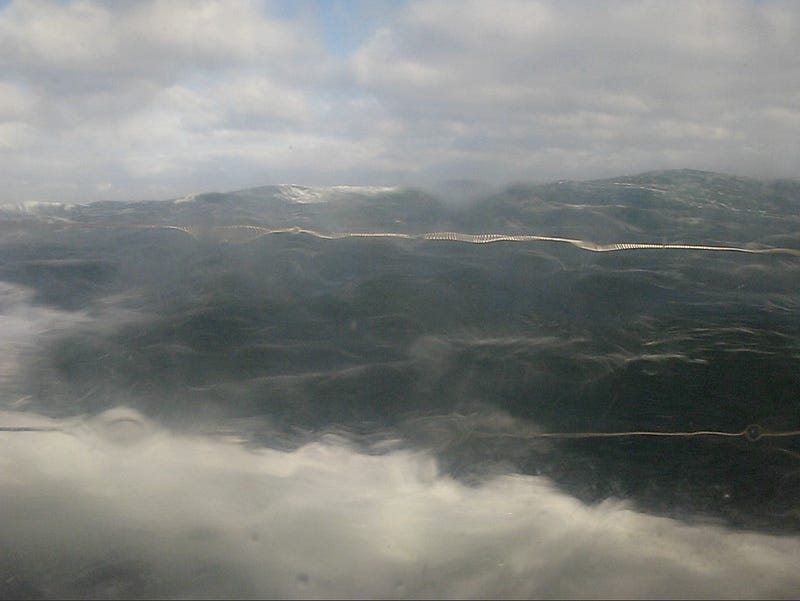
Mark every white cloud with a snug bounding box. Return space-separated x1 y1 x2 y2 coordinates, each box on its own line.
1 407 799 598
0 81 38 119
216 75 314 126
0 0 339 200
0 121 35 150
350 0 800 182
0 0 317 81
352 28 449 90
0 0 799 202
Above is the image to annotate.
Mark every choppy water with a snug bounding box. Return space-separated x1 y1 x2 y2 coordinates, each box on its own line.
1 170 799 598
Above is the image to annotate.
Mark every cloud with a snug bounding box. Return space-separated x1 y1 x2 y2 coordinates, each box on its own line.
0 0 317 82
0 0 799 203
350 0 800 181
0 0 338 200
1 407 799 599
0 0 325 133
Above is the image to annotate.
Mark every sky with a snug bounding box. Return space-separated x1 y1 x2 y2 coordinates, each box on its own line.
0 0 799 203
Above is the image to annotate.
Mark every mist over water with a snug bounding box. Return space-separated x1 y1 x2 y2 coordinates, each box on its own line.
1 170 799 598
3 411 800 599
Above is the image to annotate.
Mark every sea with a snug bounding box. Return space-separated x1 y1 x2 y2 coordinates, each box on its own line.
1 169 799 598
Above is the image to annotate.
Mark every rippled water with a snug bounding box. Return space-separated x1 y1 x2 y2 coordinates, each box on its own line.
1 170 799 598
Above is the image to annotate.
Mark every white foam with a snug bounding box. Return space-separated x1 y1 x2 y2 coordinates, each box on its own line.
277 184 401 204
0 200 78 214
0 283 90 394
172 192 200 204
1 408 798 599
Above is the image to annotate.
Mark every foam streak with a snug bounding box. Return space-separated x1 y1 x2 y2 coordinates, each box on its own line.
45 223 800 256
